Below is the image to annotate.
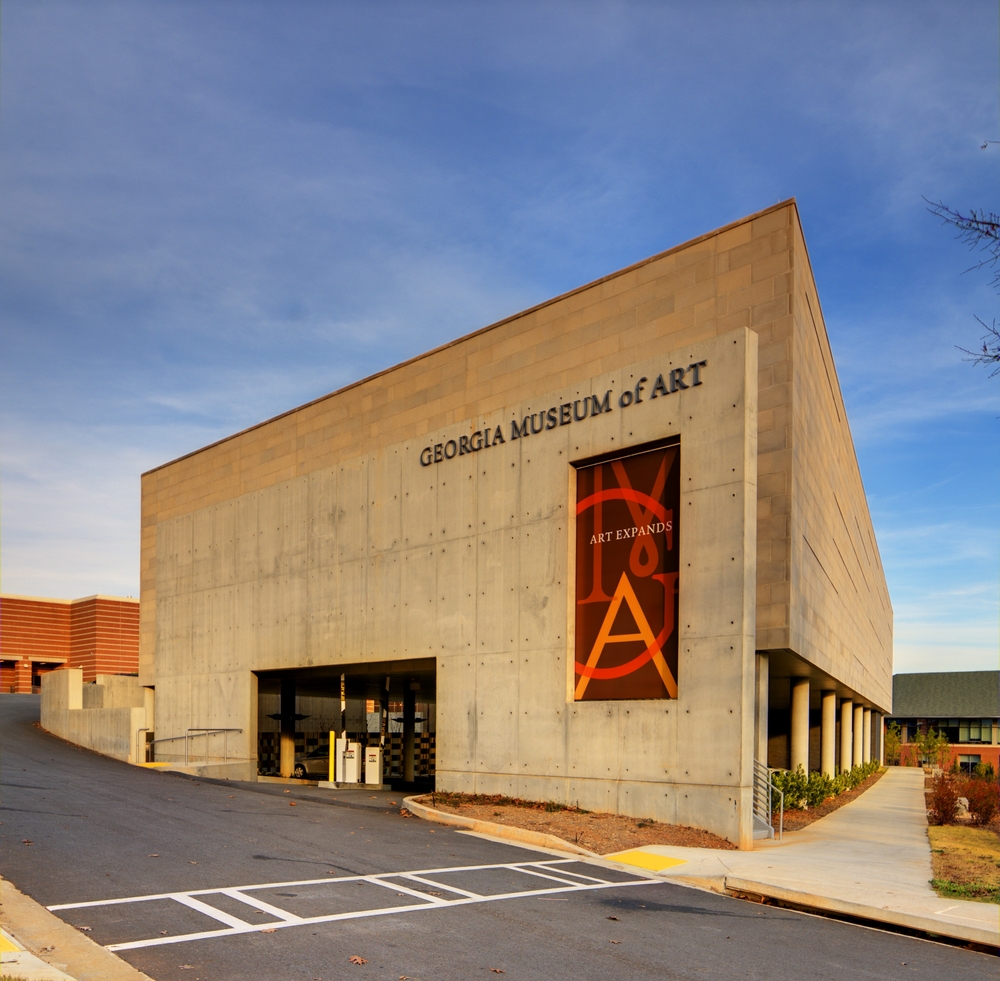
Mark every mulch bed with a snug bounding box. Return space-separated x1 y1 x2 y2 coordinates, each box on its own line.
775 768 887 832
412 792 737 853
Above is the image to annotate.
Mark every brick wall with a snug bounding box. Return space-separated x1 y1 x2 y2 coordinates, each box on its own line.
0 594 139 690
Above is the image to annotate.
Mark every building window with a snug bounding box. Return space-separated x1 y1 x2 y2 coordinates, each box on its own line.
957 754 981 774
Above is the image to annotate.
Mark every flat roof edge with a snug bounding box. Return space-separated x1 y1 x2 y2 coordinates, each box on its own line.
143 198 798 477
0 594 139 605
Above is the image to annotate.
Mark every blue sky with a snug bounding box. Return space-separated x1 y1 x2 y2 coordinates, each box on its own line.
1 1 997 673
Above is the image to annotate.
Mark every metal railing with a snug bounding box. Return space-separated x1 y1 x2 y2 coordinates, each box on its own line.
148 728 243 765
752 759 785 840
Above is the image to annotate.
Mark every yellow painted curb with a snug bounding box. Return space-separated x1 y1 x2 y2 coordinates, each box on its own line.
0 929 21 953
402 796 599 858
604 849 688 872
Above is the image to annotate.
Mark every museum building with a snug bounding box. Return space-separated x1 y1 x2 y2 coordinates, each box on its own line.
139 200 892 848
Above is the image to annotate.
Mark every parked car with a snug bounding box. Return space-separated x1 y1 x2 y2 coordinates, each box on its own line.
292 745 329 779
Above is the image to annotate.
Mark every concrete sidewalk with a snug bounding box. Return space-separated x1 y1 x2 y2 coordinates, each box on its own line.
607 767 999 948
0 876 152 981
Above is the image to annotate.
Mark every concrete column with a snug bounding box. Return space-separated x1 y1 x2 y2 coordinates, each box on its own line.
862 708 872 764
876 712 884 764
790 678 810 773
380 676 390 751
754 653 769 763
279 676 296 778
840 699 853 772
853 703 864 769
820 690 837 777
403 683 416 782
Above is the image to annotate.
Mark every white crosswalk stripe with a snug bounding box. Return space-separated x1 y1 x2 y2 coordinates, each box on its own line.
48 859 657 951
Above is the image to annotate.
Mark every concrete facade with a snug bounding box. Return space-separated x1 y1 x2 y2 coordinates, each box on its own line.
41 669 151 764
139 201 892 847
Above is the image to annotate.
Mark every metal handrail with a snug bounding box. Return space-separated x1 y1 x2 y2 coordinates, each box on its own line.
770 774 785 841
185 728 242 765
752 760 785 841
147 728 243 765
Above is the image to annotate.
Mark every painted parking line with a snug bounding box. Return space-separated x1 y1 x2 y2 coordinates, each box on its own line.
48 859 658 952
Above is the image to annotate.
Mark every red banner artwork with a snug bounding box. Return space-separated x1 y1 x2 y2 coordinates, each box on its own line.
574 443 680 700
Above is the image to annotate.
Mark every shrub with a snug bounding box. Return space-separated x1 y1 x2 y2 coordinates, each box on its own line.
913 727 951 769
884 722 902 765
770 760 879 813
927 775 959 825
960 778 999 826
973 761 996 781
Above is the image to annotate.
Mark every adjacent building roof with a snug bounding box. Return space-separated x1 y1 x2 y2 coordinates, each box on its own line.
891 671 1000 719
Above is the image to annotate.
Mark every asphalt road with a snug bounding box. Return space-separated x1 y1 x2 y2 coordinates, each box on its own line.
0 694 993 981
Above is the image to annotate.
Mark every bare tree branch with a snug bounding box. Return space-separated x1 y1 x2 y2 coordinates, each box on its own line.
956 316 1000 376
924 198 1000 288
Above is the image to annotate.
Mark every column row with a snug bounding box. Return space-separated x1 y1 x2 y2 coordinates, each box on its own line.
788 680 880 776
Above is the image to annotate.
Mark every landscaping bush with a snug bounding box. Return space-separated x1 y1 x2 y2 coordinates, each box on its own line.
884 721 902 766
959 777 999 827
770 760 880 812
973 761 996 781
927 775 959 825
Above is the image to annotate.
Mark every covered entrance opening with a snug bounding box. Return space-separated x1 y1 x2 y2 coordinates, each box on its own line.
255 658 436 791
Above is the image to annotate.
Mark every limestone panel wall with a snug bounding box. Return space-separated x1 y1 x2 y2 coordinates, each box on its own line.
785 221 893 709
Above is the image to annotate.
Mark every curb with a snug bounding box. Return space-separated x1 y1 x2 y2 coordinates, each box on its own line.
0 876 153 981
402 796 600 858
720 876 999 951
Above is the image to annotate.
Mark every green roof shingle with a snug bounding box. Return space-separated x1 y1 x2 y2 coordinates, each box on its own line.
891 671 1000 719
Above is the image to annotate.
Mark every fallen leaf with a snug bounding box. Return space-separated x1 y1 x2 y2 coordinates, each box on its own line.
289 801 297 807
22 839 33 845
284 790 291 794
180 966 195 970
349 955 368 965
327 870 337 874
228 795 235 798
606 915 619 921
78 926 92 932
261 928 276 934
388 800 397 805
490 970 505 974
189 861 199 865
160 931 168 935
609 940 621 944
148 854 159 857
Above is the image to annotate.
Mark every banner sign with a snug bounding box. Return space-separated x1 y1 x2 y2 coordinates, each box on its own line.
574 444 680 700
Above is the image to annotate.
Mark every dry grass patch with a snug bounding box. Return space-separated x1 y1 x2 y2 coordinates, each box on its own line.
413 792 737 852
928 825 1000 904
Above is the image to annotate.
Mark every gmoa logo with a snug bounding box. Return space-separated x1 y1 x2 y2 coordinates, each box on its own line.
574 445 681 701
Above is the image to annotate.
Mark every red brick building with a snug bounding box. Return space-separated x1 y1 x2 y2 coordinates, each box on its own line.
0 594 139 692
